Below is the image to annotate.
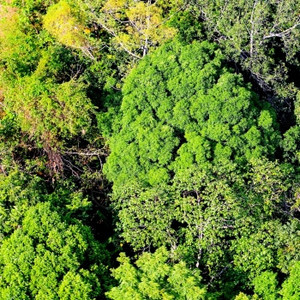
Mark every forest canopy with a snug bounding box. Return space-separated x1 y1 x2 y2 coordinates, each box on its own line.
0 0 299 299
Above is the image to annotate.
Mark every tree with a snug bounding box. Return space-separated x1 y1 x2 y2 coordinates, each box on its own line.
104 40 280 191
3 77 94 148
0 1 40 77
43 0 95 59
0 168 94 240
232 219 300 284
252 271 278 300
0 170 45 241
78 0 180 58
280 262 300 300
0 202 110 299
282 125 300 164
103 41 288 288
106 247 208 300
234 262 300 299
0 1 96 149
189 0 300 100
282 91 300 165
109 158 294 289
0 0 115 177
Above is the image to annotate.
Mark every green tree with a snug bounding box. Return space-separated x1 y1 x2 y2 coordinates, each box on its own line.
0 202 109 299
232 220 300 282
0 1 41 77
0 170 45 240
104 40 279 190
106 247 208 300
234 263 300 299
280 262 300 300
103 41 288 288
252 271 278 300
0 167 95 243
282 91 300 165
282 125 300 164
189 0 300 100
111 158 294 288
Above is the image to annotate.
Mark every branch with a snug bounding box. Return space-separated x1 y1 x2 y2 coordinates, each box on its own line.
263 22 300 40
208 261 233 286
249 0 259 58
117 40 141 59
80 46 96 60
95 17 141 59
0 164 7 176
63 150 108 157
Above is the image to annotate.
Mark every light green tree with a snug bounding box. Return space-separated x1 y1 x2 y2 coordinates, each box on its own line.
190 0 300 99
280 262 300 300
0 202 109 299
106 247 208 300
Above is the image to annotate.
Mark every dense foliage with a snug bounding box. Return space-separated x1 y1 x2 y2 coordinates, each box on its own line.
106 247 209 300
0 202 108 299
104 40 280 189
0 0 299 299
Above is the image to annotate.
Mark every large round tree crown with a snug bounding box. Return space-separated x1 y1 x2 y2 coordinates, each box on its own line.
105 40 279 190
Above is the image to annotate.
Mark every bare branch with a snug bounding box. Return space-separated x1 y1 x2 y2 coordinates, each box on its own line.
249 0 259 58
63 150 108 157
80 47 96 60
117 40 141 59
95 16 141 59
263 22 300 40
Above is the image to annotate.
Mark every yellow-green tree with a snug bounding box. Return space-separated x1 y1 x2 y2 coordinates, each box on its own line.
3 76 94 149
44 0 94 59
81 0 180 58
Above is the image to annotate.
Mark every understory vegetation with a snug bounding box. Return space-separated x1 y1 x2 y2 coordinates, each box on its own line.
0 0 299 299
